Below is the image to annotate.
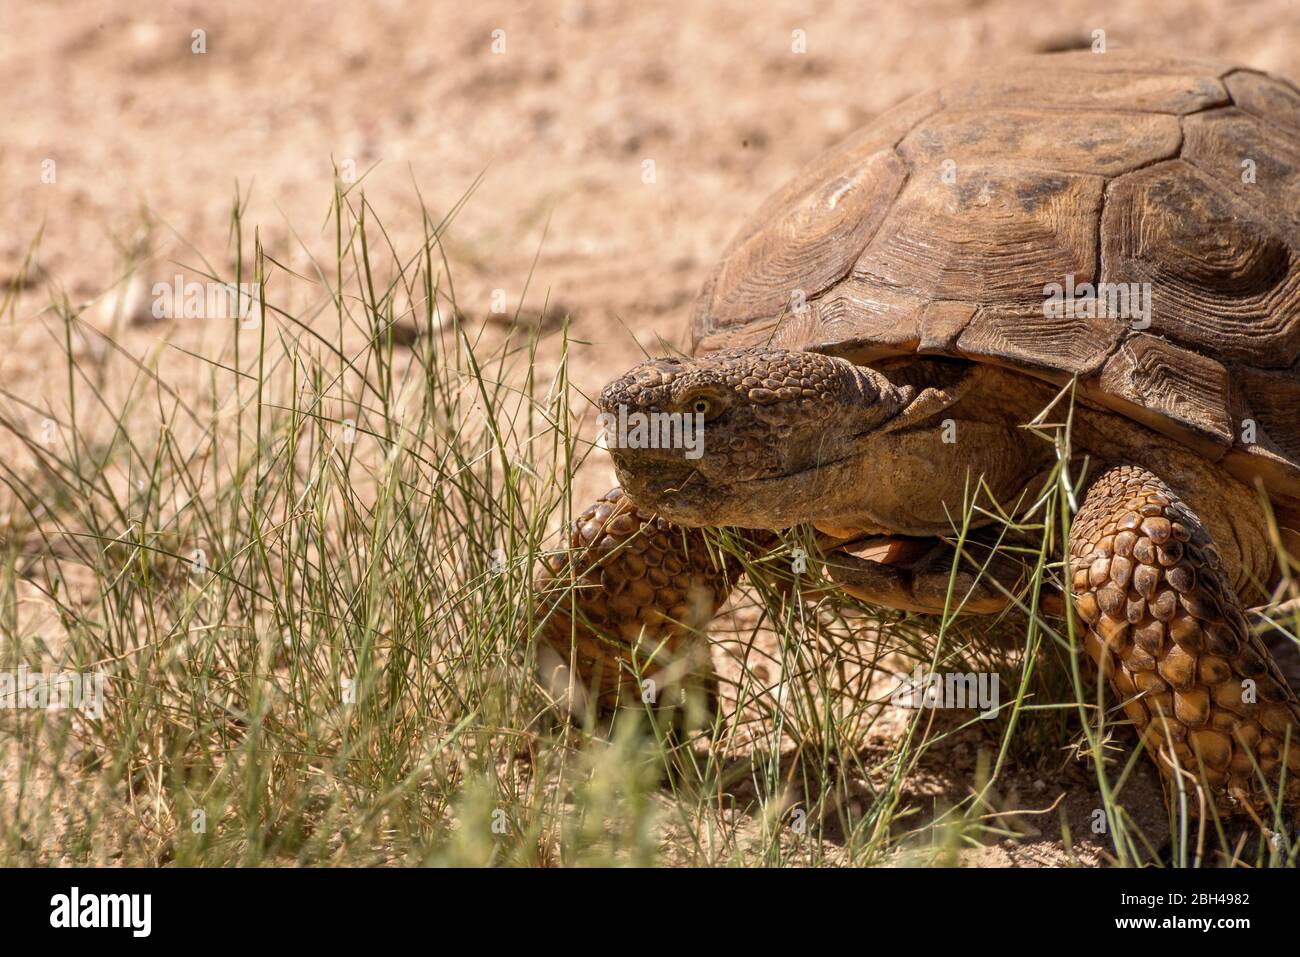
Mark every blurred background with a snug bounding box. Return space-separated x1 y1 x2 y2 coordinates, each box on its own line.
5 0 1298 397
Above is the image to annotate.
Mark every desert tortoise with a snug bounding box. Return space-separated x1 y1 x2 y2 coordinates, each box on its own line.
536 51 1300 818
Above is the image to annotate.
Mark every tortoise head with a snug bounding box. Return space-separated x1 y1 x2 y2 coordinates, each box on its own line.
598 348 912 528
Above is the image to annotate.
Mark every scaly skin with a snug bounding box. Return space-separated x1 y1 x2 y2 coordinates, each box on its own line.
598 348 912 529
534 347 1300 816
1070 465 1300 817
534 488 740 718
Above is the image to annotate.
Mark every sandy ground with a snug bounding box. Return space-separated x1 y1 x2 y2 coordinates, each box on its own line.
4 0 1300 865
8 0 1300 403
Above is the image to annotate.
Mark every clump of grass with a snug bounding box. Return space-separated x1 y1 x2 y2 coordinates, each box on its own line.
0 178 1295 867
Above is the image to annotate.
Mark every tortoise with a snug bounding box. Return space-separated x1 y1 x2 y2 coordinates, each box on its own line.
535 50 1300 819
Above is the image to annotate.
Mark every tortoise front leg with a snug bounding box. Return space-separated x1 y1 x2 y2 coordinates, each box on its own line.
534 488 740 724
1069 464 1300 818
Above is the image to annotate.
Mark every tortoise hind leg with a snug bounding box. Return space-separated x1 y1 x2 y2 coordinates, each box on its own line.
1069 464 1300 818
534 488 740 726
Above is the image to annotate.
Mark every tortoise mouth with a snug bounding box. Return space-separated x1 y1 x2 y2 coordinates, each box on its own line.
626 461 707 499
615 438 868 492
614 445 869 528
833 534 939 569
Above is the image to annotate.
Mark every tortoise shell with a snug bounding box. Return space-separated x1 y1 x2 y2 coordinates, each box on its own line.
691 51 1300 512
